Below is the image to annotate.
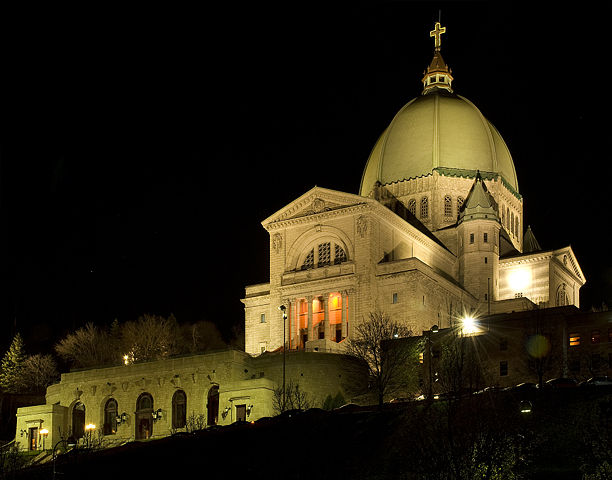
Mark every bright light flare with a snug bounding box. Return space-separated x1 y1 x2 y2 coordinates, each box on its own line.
508 268 530 292
461 315 480 336
85 424 96 431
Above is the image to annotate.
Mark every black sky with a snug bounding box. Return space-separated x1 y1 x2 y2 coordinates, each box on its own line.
1 2 609 354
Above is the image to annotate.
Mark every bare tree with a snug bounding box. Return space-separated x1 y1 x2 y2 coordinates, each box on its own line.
19 354 59 393
345 310 419 407
120 314 181 362
55 323 118 368
272 380 311 414
437 331 485 398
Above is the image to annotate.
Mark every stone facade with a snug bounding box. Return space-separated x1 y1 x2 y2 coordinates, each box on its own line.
15 348 362 451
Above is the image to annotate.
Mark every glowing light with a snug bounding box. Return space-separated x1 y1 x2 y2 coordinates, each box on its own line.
39 428 49 435
508 269 530 292
526 334 551 358
461 316 480 336
85 424 96 431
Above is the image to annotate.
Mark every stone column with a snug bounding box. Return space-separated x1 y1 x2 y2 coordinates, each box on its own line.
341 291 348 339
323 294 330 340
306 296 313 341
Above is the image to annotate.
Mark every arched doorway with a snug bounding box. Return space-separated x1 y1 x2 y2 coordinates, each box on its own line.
135 393 154 440
207 385 219 426
72 402 85 439
103 398 118 435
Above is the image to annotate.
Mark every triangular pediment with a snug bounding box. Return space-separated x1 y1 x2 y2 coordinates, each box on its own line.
262 186 371 227
553 246 585 283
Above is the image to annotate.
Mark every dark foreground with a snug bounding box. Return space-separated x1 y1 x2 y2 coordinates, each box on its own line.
8 388 612 480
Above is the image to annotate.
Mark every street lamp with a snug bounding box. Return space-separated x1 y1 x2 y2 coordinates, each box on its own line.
278 304 287 411
39 428 49 450
460 315 480 336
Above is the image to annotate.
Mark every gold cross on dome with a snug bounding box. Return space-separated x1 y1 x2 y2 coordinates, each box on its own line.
430 21 446 50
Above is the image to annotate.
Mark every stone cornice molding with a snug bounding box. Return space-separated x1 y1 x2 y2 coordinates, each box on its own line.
264 203 371 231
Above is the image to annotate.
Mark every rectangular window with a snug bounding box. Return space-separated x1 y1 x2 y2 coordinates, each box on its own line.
591 330 601 344
483 232 488 243
484 257 488 264
499 361 508 376
260 313 266 323
469 233 474 244
569 333 581 346
419 352 424 364
392 293 398 304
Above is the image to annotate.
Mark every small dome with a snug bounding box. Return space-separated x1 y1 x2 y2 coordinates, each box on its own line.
360 90 518 197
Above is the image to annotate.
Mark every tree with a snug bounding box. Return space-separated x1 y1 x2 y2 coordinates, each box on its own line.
178 320 226 354
272 380 311 414
0 333 26 393
55 322 118 368
120 314 181 362
437 330 485 398
345 310 419 407
19 354 59 393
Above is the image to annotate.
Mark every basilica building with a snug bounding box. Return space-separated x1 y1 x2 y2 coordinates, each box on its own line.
15 22 587 451
242 21 585 356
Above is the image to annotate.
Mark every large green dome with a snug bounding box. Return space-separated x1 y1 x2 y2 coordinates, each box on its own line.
360 90 518 197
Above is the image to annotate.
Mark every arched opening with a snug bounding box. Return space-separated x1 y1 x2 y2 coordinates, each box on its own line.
207 386 219 426
135 393 154 440
172 390 187 429
72 402 85 439
103 398 118 435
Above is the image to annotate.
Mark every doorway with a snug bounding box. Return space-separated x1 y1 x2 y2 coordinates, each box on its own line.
28 427 38 451
135 393 154 440
207 385 219 426
235 404 246 423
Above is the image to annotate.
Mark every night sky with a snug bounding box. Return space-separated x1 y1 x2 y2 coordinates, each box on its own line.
1 3 609 355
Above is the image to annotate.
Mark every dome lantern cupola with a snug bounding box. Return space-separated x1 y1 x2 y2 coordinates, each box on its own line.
422 21 454 94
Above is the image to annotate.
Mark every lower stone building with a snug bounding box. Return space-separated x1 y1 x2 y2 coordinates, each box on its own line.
15 348 361 452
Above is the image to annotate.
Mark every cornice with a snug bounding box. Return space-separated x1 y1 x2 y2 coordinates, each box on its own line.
264 203 371 231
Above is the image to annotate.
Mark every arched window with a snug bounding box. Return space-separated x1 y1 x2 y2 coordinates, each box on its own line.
444 196 452 217
72 402 85 439
407 199 416 216
420 197 429 219
300 241 347 270
103 399 118 435
510 212 515 235
172 390 187 429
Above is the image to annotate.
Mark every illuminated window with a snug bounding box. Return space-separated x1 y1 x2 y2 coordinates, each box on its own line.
569 333 580 346
591 330 601 344
312 297 324 329
103 398 118 436
408 199 416 216
420 197 429 219
499 361 508 376
444 196 452 217
260 313 266 323
419 352 424 364
328 293 342 325
298 299 308 330
172 390 187 429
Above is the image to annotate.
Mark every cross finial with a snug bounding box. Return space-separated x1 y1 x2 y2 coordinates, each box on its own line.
430 21 446 50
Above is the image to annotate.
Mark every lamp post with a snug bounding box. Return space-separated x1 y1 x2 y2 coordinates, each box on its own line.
278 304 287 411
39 428 48 451
426 325 439 401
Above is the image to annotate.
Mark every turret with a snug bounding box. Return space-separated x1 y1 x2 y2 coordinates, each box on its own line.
457 172 501 306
